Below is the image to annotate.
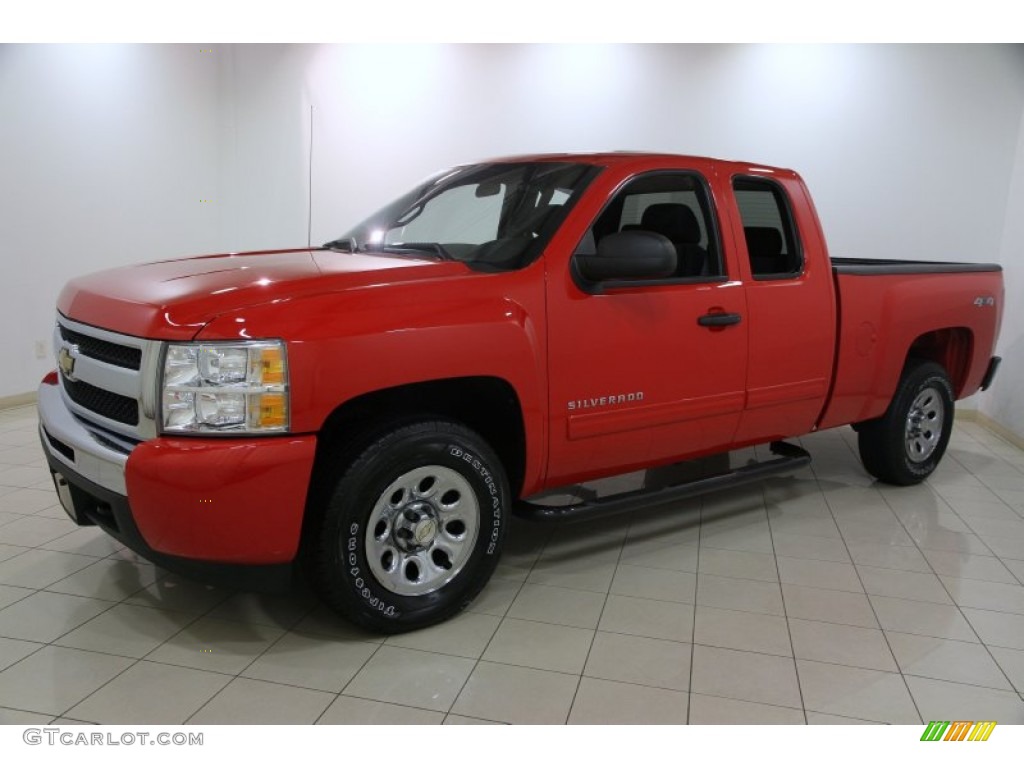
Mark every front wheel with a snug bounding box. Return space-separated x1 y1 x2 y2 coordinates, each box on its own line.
311 420 508 633
857 360 955 486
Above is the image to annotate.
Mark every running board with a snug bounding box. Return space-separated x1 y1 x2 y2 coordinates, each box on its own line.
514 441 811 523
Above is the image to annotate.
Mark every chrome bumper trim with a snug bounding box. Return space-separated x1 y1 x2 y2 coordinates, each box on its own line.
37 382 129 496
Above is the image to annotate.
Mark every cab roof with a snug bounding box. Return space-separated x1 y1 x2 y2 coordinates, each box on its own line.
483 150 785 171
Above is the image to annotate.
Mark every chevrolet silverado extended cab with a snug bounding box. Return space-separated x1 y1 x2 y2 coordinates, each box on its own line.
38 152 1004 631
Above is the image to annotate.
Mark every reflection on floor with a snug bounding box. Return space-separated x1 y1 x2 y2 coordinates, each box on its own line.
1 404 1023 725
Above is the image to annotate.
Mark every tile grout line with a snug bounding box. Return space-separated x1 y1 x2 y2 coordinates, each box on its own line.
56 656 156 722
872 449 1021 700
430 612 507 724
437 527 533 724
47 574 232 723
846 426 1024 708
172 602 334 723
322 690 460 723
39 558 267 723
224 602 345 725
762 465 808 725
685 493 704 724
928 490 1024 588
560 513 627 725
810 433 922 724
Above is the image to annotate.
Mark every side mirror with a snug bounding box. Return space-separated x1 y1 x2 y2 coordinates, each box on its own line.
575 231 677 282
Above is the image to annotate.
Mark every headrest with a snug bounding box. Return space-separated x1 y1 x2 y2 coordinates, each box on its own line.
744 227 783 256
641 203 701 244
520 203 560 236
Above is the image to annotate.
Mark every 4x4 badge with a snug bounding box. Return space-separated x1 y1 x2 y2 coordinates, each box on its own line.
57 344 78 381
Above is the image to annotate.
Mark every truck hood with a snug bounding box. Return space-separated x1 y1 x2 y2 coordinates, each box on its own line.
57 248 467 340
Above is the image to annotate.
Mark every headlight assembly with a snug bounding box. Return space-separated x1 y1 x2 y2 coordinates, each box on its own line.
161 341 289 434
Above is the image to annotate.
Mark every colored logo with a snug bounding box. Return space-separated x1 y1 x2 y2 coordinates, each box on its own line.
57 345 78 381
920 721 996 742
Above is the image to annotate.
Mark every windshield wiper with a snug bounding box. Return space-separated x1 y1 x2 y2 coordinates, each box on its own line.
322 237 358 252
377 242 455 261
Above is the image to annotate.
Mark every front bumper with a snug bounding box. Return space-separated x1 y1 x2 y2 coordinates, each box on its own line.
37 380 317 592
38 378 132 495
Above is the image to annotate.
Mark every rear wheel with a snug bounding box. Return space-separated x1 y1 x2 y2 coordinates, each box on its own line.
857 360 955 486
311 420 508 632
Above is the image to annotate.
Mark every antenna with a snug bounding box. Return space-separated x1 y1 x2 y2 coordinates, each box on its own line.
307 104 314 248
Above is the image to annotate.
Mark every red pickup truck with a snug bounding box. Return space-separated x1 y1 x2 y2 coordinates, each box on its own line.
38 152 1004 631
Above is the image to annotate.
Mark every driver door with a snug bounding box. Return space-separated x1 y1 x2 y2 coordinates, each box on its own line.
545 166 749 487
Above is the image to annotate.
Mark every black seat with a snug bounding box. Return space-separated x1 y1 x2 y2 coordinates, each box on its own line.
515 203 560 238
638 203 706 276
744 227 789 275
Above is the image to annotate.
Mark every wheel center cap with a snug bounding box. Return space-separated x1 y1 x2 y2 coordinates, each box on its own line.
392 502 439 552
413 518 438 546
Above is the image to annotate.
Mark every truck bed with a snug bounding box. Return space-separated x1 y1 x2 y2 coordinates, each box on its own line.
819 260 1003 431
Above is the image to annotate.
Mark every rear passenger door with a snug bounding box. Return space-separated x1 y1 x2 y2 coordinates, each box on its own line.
728 175 836 443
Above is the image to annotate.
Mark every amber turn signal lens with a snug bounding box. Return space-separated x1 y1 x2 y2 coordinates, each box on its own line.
258 347 285 386
253 393 287 429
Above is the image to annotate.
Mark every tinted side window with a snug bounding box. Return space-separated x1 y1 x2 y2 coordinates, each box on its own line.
733 177 802 279
585 172 723 280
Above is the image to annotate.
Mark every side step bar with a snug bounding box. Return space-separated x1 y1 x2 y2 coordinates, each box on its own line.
514 441 811 524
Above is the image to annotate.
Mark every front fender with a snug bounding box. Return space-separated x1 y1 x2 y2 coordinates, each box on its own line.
196 265 549 493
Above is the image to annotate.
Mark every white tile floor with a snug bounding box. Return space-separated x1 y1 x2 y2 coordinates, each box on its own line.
1 403 1024 725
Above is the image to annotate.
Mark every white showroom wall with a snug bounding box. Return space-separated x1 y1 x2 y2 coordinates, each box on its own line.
2 43 1022 440
233 45 1024 263
0 44 224 398
981 108 1024 440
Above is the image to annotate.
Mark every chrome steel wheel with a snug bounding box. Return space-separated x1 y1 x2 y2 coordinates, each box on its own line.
314 420 508 632
858 361 954 486
905 386 945 462
365 464 480 597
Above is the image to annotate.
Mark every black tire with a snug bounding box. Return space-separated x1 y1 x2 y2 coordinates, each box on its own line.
311 420 508 633
857 360 955 486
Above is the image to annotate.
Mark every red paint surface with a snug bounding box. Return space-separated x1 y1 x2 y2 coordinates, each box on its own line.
125 435 316 563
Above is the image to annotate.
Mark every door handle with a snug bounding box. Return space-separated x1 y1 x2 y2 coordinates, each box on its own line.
697 312 742 328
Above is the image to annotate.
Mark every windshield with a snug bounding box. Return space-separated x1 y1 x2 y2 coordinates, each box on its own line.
327 161 597 271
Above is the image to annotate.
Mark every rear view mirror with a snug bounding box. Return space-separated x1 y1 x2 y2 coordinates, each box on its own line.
475 181 502 198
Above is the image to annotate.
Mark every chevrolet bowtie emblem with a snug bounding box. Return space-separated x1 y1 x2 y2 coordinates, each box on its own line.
58 344 79 381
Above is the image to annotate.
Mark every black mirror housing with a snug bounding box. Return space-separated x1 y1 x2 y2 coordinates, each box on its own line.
576 231 677 282
475 181 502 198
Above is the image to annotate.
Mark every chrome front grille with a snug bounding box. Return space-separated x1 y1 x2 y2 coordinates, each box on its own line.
58 324 142 370
54 315 162 441
61 376 139 425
